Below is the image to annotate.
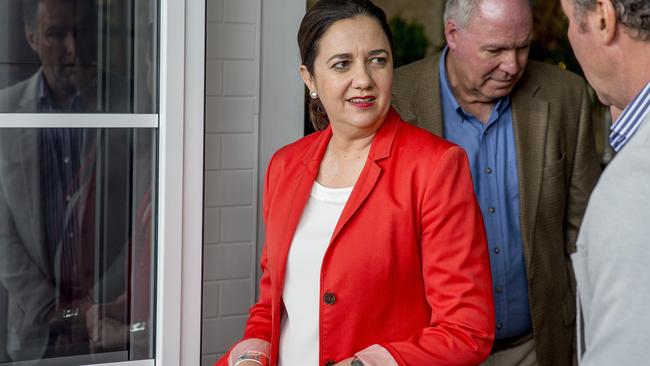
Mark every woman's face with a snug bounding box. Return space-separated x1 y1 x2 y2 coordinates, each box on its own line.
301 15 393 135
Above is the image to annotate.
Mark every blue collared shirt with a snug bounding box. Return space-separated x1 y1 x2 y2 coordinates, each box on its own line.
438 48 531 338
610 82 650 152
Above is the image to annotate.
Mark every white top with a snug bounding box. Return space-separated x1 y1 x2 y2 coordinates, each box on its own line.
278 181 352 366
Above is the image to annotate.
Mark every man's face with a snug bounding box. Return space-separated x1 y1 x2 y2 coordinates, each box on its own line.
25 0 78 96
445 0 533 103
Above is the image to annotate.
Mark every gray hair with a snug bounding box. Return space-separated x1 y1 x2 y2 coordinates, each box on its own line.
443 0 533 28
443 0 477 28
573 0 650 41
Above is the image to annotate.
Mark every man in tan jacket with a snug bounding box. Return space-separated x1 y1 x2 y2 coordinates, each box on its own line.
392 0 601 365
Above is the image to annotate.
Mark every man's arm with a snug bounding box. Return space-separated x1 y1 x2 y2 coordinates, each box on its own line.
0 171 55 326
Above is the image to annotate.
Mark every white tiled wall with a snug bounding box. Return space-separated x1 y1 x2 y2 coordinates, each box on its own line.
201 0 304 364
202 0 261 364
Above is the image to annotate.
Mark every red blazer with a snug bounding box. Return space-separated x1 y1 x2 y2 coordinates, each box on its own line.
217 109 494 366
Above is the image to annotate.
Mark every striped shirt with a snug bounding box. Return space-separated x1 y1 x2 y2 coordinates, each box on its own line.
610 82 650 152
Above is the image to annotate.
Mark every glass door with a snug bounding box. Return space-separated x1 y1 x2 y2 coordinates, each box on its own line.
0 0 159 364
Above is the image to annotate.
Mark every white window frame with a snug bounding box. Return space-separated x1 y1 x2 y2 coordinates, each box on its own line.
0 0 206 364
156 0 206 364
0 114 157 128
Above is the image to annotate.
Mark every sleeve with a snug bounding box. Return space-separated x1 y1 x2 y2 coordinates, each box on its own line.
390 68 417 124
579 154 650 366
0 167 55 327
379 147 495 365
355 344 399 366
0 160 55 361
565 82 601 254
214 153 280 366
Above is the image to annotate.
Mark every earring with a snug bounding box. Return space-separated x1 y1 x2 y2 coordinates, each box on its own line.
310 90 318 99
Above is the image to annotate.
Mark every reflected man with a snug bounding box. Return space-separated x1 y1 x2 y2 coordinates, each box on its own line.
0 127 154 361
0 0 85 112
0 0 153 362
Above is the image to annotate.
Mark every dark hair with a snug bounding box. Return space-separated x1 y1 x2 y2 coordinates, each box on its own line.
22 0 40 30
22 0 80 31
298 0 393 131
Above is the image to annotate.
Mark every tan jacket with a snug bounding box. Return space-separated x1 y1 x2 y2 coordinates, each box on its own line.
392 53 601 366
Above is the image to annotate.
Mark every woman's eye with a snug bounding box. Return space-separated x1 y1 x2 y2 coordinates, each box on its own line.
332 61 349 70
370 57 387 65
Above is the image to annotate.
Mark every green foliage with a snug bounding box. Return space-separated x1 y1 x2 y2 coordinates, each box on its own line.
389 15 429 68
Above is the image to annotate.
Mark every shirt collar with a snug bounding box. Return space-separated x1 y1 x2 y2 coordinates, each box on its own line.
438 47 462 117
610 81 650 152
37 70 49 104
37 70 81 112
438 47 510 124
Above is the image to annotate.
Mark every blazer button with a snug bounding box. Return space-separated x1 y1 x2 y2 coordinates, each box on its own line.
323 292 336 305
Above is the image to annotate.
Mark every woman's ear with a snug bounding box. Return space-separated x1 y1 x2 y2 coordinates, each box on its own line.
299 65 316 94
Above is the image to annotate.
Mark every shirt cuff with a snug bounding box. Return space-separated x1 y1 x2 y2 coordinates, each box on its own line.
355 344 399 366
228 338 271 366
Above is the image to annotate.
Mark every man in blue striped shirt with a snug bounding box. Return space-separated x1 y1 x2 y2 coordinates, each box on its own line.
561 0 650 365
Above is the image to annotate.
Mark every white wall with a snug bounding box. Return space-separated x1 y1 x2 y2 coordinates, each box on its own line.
201 0 261 364
0 0 41 88
257 0 306 280
201 0 303 365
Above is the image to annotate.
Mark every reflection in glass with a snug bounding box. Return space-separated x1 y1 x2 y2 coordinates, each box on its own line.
0 128 156 364
0 0 158 113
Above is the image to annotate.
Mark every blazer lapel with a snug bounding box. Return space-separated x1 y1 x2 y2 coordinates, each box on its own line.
328 162 381 245
18 69 43 112
274 111 400 289
511 83 549 272
410 55 444 136
329 109 399 244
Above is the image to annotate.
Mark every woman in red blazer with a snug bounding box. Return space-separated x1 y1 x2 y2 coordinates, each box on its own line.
216 1 494 365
